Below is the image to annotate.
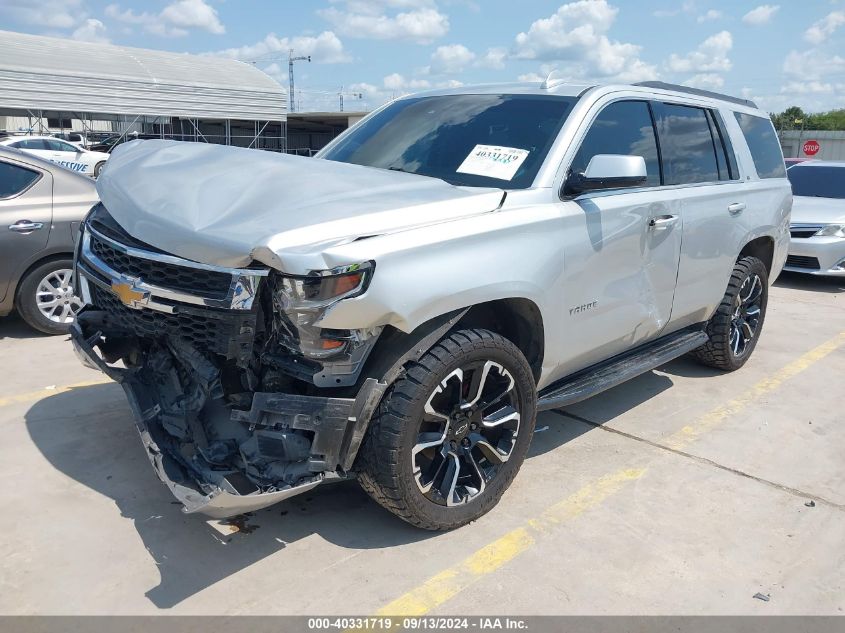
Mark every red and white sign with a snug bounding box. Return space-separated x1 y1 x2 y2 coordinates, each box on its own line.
803 140 820 156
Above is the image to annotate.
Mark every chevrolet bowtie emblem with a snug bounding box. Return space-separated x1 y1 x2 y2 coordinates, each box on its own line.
111 278 149 309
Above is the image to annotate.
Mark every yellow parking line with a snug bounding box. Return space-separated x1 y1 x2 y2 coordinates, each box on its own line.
664 330 845 450
0 378 113 408
372 329 845 619
375 468 646 617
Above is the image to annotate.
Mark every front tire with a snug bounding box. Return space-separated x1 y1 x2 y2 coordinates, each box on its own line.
16 259 83 335
93 161 106 178
357 329 537 530
691 255 768 371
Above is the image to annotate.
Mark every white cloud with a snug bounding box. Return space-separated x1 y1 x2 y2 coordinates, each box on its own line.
383 73 431 92
1 0 84 29
783 49 845 81
345 74 440 109
781 80 834 94
697 9 722 23
337 0 436 13
160 0 224 35
211 31 351 64
653 1 695 19
428 44 475 74
666 31 733 73
684 73 724 89
319 1 448 43
478 47 507 70
517 72 546 83
742 5 780 26
105 0 224 37
72 18 109 43
804 11 845 44
512 0 657 82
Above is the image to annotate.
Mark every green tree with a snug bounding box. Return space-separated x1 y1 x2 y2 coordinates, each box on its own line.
771 106 845 131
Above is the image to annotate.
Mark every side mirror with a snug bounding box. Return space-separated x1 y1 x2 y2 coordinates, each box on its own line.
564 154 648 195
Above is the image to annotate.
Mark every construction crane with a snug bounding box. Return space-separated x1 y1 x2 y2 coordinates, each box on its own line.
242 49 310 113
288 49 311 113
337 86 363 112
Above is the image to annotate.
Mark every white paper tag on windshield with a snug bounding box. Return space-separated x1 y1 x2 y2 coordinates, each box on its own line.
456 145 529 181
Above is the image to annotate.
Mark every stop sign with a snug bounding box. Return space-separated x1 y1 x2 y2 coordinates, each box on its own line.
803 139 820 156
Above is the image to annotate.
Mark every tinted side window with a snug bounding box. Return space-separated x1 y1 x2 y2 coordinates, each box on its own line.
571 100 660 186
733 112 786 179
0 162 41 198
710 110 739 180
706 111 729 180
48 140 79 152
654 104 720 185
12 139 49 150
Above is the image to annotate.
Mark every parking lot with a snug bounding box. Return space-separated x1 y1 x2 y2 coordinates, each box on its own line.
0 272 842 616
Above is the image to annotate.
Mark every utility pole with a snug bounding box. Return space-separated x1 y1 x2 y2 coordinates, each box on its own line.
288 49 311 113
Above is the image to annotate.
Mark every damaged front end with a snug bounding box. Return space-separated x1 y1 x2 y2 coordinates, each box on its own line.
71 204 386 518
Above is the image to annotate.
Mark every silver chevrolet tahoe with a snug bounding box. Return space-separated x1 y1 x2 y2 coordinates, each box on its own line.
71 81 791 530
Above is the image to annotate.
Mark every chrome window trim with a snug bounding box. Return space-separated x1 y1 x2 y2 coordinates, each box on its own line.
79 227 268 312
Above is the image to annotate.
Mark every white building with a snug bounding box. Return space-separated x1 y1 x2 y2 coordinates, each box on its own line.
0 29 286 149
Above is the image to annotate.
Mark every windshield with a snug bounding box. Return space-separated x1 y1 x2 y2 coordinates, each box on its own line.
787 166 845 199
320 94 576 189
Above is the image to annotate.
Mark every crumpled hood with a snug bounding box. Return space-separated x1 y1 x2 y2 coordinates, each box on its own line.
791 196 845 225
96 140 504 269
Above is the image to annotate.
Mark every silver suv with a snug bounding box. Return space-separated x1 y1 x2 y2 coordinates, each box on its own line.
71 81 791 530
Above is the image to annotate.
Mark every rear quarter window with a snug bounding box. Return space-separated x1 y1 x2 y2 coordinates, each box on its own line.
0 161 41 198
733 112 786 179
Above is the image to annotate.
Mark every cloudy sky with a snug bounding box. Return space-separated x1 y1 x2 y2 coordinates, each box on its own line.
2 0 844 113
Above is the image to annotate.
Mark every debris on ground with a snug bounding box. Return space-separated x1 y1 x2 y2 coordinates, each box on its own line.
536 426 550 433
805 500 816 508
753 593 771 602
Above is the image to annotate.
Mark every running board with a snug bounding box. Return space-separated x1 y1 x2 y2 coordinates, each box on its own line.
536 330 708 411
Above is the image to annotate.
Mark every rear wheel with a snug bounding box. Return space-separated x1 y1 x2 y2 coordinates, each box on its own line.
357 329 536 530
93 161 106 178
16 259 83 335
691 256 768 371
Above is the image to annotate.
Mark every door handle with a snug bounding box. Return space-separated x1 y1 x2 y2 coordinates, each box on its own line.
648 215 679 231
8 221 44 233
728 202 746 215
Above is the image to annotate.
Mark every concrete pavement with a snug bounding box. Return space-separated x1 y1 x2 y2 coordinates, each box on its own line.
0 272 842 615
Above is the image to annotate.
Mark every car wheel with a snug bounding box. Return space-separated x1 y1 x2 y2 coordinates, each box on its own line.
691 256 768 371
16 259 83 335
93 161 106 178
357 328 537 530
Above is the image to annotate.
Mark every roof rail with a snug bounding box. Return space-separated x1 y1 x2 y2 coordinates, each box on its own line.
633 81 757 109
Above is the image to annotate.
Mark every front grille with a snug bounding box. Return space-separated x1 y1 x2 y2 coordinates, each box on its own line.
790 225 822 239
90 234 232 300
91 285 254 357
785 255 821 270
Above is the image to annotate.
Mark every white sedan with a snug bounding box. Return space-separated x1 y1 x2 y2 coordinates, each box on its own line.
0 135 110 177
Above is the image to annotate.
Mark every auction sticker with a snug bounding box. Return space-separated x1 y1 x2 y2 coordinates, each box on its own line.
457 144 529 181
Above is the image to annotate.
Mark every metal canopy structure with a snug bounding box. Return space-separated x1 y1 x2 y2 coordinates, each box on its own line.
0 29 286 149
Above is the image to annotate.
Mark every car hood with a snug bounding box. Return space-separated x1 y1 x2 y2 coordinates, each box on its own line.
96 140 504 270
791 196 845 225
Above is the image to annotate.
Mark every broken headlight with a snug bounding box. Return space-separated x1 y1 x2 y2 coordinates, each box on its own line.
815 224 845 238
277 262 373 309
273 262 379 361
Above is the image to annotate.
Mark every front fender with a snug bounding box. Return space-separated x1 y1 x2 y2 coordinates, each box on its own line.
315 205 565 333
